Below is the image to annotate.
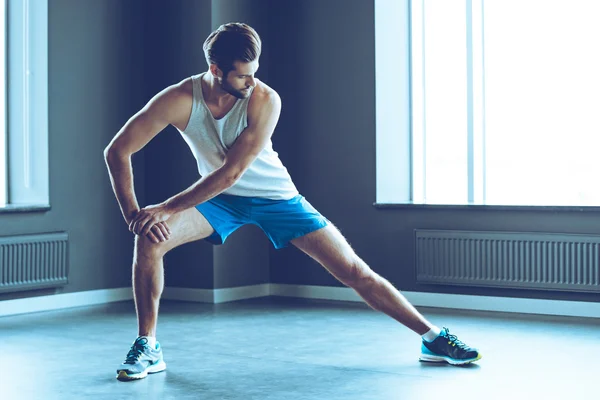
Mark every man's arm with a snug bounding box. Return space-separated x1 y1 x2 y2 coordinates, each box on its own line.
130 88 282 236
166 89 282 212
104 80 192 241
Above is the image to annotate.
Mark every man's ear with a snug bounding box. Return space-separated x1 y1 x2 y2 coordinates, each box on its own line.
209 64 222 79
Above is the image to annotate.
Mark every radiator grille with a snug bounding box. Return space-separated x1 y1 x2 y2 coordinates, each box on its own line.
415 230 600 293
0 232 69 293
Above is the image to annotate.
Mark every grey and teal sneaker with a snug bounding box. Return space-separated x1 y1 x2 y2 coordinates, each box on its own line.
116 337 167 381
419 327 482 365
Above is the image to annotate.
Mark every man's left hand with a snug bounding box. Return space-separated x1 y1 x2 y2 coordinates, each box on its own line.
129 203 173 236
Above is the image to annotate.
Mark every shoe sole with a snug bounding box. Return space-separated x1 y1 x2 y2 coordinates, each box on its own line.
419 353 482 365
116 360 167 381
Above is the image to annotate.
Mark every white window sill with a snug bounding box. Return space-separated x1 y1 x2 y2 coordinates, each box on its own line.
0 204 51 213
373 202 600 212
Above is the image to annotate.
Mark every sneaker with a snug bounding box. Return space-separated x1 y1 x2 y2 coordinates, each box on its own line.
419 327 482 365
116 337 167 381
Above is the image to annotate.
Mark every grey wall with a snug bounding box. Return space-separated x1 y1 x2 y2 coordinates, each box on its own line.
0 0 147 300
3 0 597 304
268 0 381 289
267 0 600 304
0 0 274 301
210 0 272 289
141 0 215 289
141 0 273 289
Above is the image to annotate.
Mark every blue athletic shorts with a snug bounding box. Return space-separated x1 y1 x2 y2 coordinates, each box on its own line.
195 193 330 249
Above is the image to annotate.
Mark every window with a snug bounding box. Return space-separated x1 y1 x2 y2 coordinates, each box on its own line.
2 0 49 209
413 0 600 206
1 0 6 206
376 0 600 207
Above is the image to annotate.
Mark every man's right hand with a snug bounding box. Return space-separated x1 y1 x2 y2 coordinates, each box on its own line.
127 210 172 244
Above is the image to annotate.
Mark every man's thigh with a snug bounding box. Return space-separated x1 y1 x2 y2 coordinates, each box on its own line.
142 207 215 255
290 224 361 282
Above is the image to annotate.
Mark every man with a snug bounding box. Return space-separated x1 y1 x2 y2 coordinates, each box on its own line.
104 22 481 381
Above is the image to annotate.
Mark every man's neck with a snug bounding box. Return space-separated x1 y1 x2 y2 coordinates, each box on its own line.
203 72 235 106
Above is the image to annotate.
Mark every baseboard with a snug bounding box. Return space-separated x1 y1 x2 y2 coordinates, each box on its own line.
403 290 600 318
270 284 600 319
270 283 362 302
162 284 270 304
0 287 133 318
0 284 274 317
214 283 270 304
161 287 214 303
2 283 598 319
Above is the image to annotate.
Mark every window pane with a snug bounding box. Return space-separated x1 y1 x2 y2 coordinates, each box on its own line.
0 0 6 206
484 0 600 206
414 0 468 204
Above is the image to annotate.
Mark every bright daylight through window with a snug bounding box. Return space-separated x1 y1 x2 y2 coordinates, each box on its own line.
411 0 600 206
0 0 6 206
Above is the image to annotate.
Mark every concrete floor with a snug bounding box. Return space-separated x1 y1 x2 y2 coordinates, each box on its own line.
1 296 597 400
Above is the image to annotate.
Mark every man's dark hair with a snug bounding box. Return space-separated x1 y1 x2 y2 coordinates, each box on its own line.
203 23 261 75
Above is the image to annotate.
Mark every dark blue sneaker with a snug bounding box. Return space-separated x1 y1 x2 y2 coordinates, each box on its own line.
116 337 167 381
419 327 481 365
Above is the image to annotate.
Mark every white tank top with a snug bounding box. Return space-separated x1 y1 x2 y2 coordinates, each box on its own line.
178 73 299 200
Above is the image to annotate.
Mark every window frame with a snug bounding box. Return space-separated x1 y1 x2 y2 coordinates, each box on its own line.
374 0 600 212
1 0 50 213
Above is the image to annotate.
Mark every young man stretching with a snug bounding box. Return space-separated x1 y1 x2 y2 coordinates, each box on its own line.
104 22 481 381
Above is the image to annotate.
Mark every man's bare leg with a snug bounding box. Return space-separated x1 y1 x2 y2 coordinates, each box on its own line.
133 207 215 338
291 224 434 335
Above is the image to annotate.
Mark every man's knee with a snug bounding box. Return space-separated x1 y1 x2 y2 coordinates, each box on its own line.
134 234 167 261
342 258 378 289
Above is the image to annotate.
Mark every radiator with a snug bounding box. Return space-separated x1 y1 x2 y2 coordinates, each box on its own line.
0 232 69 293
415 230 600 293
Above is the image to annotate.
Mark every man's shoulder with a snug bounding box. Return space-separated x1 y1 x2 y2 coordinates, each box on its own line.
149 78 194 132
174 77 195 99
249 80 281 108
151 77 194 107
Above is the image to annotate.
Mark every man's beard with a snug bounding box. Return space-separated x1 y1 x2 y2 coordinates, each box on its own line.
220 78 250 99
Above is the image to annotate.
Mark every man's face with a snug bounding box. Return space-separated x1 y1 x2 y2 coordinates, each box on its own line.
220 60 259 99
